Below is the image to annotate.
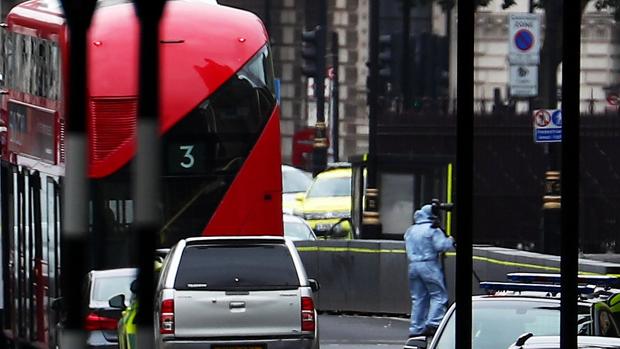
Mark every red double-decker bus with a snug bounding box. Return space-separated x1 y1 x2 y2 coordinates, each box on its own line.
0 0 282 347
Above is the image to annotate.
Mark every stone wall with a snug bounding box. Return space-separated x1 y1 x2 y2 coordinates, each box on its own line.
471 9 620 114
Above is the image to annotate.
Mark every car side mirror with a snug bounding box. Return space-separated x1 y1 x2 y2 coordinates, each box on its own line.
308 278 320 292
295 193 305 202
130 280 138 294
108 294 126 310
404 336 427 349
327 218 352 239
50 297 64 312
515 333 534 346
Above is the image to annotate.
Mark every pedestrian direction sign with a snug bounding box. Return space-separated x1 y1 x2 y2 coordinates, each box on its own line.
533 109 561 143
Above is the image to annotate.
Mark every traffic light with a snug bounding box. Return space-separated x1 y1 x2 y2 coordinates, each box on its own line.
301 26 326 78
377 33 402 96
435 36 450 99
378 34 393 80
412 33 449 100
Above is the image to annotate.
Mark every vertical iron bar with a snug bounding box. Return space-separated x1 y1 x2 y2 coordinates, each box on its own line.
456 0 474 349
401 0 411 108
561 1 580 349
133 0 166 347
58 0 97 347
331 31 339 162
527 0 533 116
360 0 382 239
367 0 378 189
264 0 271 38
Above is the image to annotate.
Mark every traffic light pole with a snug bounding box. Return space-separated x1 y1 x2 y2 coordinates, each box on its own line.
331 31 340 162
361 0 382 239
311 0 328 176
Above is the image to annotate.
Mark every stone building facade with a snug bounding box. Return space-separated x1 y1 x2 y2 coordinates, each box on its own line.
220 0 442 165
220 0 373 165
465 3 620 115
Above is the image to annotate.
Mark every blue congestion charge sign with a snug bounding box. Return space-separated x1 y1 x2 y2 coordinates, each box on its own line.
533 109 562 143
514 29 534 52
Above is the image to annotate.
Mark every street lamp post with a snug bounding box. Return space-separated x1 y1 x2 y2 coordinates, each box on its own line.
301 0 328 176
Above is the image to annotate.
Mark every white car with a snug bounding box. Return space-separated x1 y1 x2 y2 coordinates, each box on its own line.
284 214 317 241
282 165 312 214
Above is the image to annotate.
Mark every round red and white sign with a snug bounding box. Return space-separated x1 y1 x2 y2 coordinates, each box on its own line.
534 110 551 127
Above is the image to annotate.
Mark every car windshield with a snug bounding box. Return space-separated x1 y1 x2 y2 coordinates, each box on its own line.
92 275 136 303
284 222 315 241
433 300 591 349
282 167 312 193
306 176 351 198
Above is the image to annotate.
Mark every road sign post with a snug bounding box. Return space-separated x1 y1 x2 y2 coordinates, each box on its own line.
533 109 562 143
508 14 540 65
509 14 540 99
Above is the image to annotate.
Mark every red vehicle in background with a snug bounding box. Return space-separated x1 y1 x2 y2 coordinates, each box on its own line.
0 0 282 347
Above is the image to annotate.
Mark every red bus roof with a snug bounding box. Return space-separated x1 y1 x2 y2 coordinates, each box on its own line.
8 0 64 38
88 1 268 177
8 0 269 178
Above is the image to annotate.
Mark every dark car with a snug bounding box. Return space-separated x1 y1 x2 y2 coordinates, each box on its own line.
84 268 137 348
406 274 620 349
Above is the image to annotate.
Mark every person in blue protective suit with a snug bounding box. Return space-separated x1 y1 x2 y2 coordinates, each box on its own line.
405 204 455 337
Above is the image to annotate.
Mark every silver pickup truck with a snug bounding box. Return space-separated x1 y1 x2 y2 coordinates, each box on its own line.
154 236 320 349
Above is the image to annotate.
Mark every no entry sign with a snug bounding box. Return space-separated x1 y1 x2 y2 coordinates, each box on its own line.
509 14 540 65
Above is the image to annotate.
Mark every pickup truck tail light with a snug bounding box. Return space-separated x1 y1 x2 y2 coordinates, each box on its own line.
160 298 175 335
301 296 315 332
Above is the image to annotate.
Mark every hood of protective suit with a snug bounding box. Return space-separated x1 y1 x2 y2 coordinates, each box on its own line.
414 204 436 224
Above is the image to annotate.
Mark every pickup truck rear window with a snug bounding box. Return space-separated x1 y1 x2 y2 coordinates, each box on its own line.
174 244 300 290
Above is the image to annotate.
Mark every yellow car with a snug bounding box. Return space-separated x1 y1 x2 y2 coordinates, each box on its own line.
293 164 352 239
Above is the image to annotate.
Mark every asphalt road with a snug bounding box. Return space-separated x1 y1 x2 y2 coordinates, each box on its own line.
319 313 410 349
